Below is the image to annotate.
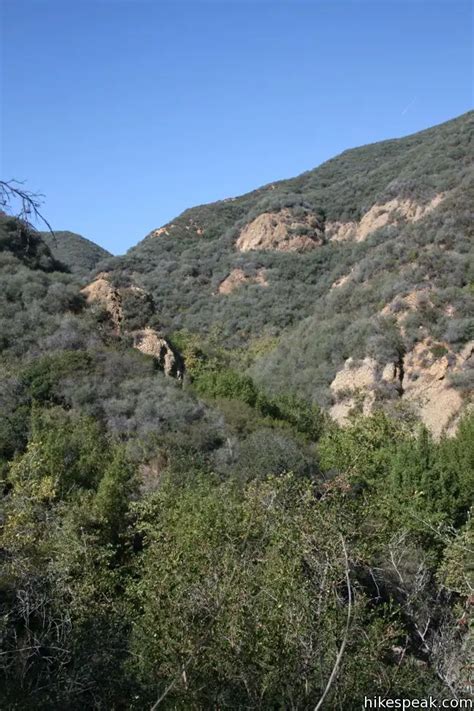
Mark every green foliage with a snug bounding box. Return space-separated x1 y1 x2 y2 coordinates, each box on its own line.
257 391 325 440
318 412 474 541
431 343 449 359
128 473 436 708
20 351 92 403
194 366 259 406
94 447 136 540
41 230 111 276
318 410 408 483
0 408 138 708
437 518 474 596
2 405 470 707
9 407 108 496
0 216 63 272
386 426 471 527
178 332 325 442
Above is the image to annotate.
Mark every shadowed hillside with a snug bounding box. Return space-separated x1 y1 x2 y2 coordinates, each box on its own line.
41 230 111 276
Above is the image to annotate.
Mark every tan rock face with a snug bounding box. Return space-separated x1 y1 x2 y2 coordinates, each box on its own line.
325 221 358 243
329 339 473 437
149 226 171 238
325 194 445 243
236 209 324 252
81 273 123 332
330 357 380 393
402 339 472 438
217 268 268 295
132 328 184 380
329 358 382 424
81 275 184 379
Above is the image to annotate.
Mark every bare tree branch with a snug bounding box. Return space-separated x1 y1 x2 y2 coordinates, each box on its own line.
0 179 54 234
314 534 353 711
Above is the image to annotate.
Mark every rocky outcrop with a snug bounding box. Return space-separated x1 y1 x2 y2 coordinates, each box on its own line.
326 194 445 243
329 357 384 424
81 274 183 380
217 268 268 295
236 209 324 252
150 195 445 252
149 218 204 239
325 220 358 243
81 272 123 332
149 225 173 238
132 328 184 380
330 357 380 393
329 339 473 437
402 339 473 438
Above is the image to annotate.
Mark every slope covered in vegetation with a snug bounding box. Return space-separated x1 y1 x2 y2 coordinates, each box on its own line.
0 114 473 709
41 230 111 276
107 111 473 428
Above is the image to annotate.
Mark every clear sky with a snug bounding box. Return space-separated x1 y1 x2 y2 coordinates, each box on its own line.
1 0 472 254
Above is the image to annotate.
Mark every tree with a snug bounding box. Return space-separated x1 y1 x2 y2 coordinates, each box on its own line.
0 179 53 233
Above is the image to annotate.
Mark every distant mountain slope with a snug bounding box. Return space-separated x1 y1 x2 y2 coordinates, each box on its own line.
42 230 111 275
118 111 472 337
104 111 473 435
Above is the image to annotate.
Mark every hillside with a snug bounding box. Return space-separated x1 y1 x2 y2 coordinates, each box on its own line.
107 111 474 435
41 230 111 276
0 115 473 708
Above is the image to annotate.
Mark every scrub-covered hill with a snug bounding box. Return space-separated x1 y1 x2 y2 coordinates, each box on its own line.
1 115 473 708
41 230 111 276
107 111 473 434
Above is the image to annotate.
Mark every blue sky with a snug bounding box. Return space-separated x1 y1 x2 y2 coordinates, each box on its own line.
1 0 472 254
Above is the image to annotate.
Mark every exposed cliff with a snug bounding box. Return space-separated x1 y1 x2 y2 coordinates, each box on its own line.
81 273 124 332
329 339 473 438
236 209 324 252
81 273 183 379
325 194 446 243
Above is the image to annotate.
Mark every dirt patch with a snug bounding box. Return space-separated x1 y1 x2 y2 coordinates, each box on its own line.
218 268 268 295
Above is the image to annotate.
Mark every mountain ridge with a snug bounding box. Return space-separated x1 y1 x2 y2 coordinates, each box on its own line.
41 229 112 275
92 110 473 435
134 110 473 242
127 109 472 259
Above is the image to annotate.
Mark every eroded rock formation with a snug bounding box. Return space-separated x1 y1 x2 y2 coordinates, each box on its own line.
81 272 124 332
132 327 184 380
326 194 445 243
81 274 183 379
329 338 473 438
236 209 324 252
